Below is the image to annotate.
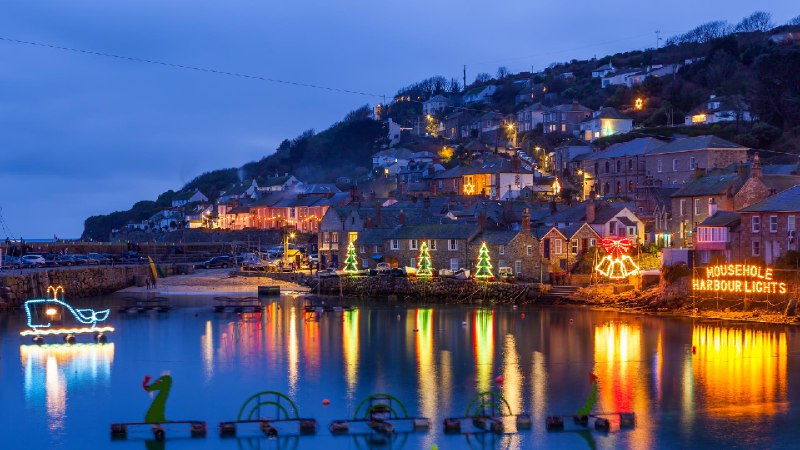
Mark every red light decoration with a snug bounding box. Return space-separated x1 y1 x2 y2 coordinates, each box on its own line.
595 237 639 279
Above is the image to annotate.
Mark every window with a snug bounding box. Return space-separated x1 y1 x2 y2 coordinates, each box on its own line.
362 260 368 268
410 239 418 250
672 159 678 172
561 123 566 132
628 180 634 193
694 199 700 216
628 159 634 171
789 216 796 232
690 157 696 170
570 239 578 254
657 159 663 173
770 216 778 233
514 260 522 275
290 207 296 218
410 258 416 268
616 181 622 194
359 245 365 254
752 216 760 233
348 232 358 243
450 258 459 271
554 239 563 254
448 239 458 251
374 245 380 253
332 233 340 243
680 199 686 217
527 245 533 256
499 245 505 255
616 160 621 173
752 241 760 256
391 239 399 250
605 161 610 173
589 238 596 247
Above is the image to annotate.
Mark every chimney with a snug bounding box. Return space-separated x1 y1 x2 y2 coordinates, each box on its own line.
550 199 558 214
708 198 717 217
737 162 747 179
423 197 431 208
365 217 373 228
522 208 531 231
399 209 405 225
375 202 382 227
586 199 596 223
751 152 762 179
511 155 521 172
694 166 706 179
478 211 487 231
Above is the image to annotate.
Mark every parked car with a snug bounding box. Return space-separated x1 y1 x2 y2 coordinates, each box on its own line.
308 253 319 264
122 251 146 263
195 256 233 269
88 253 110 264
20 255 46 267
376 262 392 274
55 254 75 266
240 252 269 271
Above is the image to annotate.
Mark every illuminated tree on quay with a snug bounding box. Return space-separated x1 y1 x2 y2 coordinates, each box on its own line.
343 241 359 274
417 241 433 278
474 242 494 280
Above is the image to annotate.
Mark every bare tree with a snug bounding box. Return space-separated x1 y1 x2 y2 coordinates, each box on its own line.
787 15 800 26
671 20 732 44
734 11 774 32
496 66 510 79
474 73 492 84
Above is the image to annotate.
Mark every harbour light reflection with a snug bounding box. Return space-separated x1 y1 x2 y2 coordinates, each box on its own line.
474 309 494 392
343 309 359 398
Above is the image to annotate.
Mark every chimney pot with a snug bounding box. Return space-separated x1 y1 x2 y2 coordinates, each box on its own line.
399 209 405 225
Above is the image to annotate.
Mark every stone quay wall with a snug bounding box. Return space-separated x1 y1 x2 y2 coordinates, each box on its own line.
0 264 187 307
315 276 535 303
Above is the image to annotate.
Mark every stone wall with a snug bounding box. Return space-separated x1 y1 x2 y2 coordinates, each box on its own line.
315 276 533 303
0 264 186 307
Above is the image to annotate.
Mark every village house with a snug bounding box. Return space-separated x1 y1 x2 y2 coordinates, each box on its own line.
738 185 800 264
256 175 302 193
422 95 450 116
553 139 593 176
684 94 752 126
383 223 479 271
544 197 645 243
171 189 208 208
515 103 550 132
538 222 601 274
433 156 536 200
644 136 749 187
218 179 259 204
462 85 497 104
582 137 665 199
580 107 634 142
592 62 615 78
542 102 592 136
467 209 543 280
695 208 741 265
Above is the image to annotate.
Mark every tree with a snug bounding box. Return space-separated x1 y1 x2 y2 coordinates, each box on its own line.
474 242 494 280
343 241 359 274
474 73 492 84
734 11 773 33
788 15 800 26
496 66 510 79
417 242 433 278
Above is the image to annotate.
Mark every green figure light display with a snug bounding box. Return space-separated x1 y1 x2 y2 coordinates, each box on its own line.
143 374 172 423
474 242 494 280
343 241 359 274
575 373 599 416
417 242 433 278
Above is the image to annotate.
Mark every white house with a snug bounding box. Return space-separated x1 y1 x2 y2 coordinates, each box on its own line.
515 103 549 132
422 95 449 116
684 95 752 126
592 63 615 78
462 85 497 104
387 118 403 146
171 189 208 208
218 179 259 204
257 175 301 193
580 107 634 141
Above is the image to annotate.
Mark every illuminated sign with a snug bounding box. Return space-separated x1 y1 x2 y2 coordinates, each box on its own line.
692 264 787 294
595 237 639 279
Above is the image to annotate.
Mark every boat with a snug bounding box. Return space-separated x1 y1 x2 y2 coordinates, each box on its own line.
21 286 114 344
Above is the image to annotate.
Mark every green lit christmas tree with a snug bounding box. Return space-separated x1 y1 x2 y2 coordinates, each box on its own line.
343 241 359 274
474 242 494 280
417 241 433 278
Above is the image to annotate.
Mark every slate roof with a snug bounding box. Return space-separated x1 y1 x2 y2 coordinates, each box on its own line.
301 184 341 195
476 230 522 245
172 189 203 201
699 211 741 227
647 136 747 155
550 103 592 113
392 223 478 240
355 229 393 246
671 172 740 197
687 95 749 116
740 186 800 212
588 138 665 160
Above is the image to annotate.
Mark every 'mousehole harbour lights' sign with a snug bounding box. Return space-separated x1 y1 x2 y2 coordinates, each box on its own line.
692 264 787 294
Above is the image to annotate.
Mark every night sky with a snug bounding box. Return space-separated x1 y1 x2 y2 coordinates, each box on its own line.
0 1 795 238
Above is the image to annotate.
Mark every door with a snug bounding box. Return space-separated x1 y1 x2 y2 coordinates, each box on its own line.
543 239 550 259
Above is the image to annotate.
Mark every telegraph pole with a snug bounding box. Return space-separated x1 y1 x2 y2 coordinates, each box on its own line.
463 65 467 90
655 30 662 49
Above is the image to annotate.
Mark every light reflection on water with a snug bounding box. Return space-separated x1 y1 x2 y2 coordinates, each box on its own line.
4 297 799 449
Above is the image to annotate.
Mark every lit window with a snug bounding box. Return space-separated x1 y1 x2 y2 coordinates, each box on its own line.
570 240 578 254
554 239 563 254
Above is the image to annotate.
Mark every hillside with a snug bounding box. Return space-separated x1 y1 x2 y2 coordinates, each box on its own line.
82 11 800 240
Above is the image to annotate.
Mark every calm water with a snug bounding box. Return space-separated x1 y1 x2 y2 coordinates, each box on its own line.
1 295 798 449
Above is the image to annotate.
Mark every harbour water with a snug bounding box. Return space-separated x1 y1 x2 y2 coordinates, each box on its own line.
1 295 798 449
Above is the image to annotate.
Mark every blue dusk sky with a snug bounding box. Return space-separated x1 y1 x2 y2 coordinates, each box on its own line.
0 1 796 238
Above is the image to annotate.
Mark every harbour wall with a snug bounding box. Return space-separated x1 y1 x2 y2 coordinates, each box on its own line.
315 276 535 303
0 265 188 307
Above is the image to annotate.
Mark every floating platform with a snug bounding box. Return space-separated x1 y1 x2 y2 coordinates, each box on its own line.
443 392 531 434
218 418 317 437
110 420 207 441
545 412 636 432
213 296 263 313
258 285 280 296
330 393 430 436
119 297 172 314
219 390 317 438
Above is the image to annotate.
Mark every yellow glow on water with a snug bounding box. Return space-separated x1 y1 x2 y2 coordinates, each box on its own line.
474 309 494 392
201 320 214 381
501 334 523 447
288 307 299 396
692 325 788 418
343 309 360 397
415 309 437 420
21 343 115 431
531 351 547 425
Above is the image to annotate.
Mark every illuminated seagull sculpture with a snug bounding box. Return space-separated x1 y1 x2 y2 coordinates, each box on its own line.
20 285 114 341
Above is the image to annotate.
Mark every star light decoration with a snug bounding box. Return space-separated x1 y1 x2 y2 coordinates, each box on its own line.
594 237 640 280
